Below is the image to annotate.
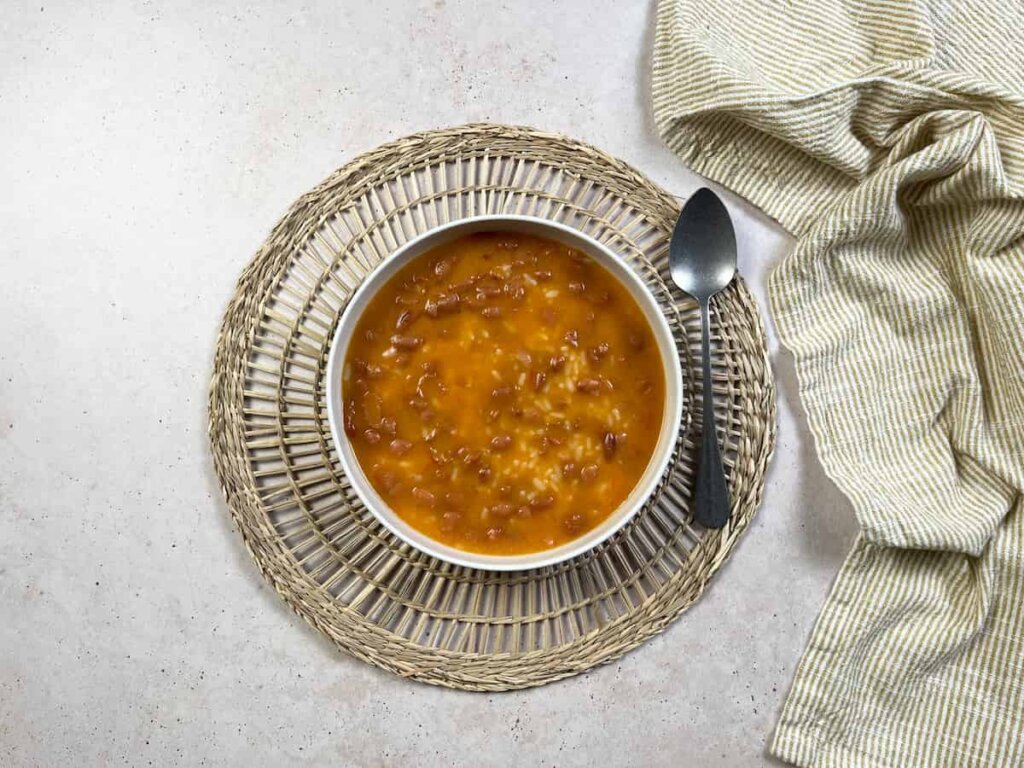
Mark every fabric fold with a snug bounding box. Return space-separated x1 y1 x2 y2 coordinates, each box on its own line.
653 1 1024 765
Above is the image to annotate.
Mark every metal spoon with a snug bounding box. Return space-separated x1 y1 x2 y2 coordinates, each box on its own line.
669 188 737 529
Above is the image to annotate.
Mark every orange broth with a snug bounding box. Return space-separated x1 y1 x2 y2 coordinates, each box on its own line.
343 232 666 555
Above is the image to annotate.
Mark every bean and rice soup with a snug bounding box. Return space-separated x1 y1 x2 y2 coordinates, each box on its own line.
343 232 665 555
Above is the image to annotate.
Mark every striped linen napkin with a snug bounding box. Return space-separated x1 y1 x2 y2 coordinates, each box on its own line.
653 2 1024 766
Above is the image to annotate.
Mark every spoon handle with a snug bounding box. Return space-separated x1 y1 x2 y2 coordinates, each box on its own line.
694 298 730 529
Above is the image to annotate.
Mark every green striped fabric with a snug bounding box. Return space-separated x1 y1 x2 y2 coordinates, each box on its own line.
652 2 1024 766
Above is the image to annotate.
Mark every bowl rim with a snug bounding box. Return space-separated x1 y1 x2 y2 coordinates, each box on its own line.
325 214 683 571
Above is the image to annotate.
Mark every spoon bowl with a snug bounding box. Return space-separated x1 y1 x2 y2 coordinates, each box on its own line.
670 188 737 299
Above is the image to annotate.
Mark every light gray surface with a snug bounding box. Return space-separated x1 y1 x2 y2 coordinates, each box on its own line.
0 1 859 766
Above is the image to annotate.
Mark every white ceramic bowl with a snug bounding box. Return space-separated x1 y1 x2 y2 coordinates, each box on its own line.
325 215 683 571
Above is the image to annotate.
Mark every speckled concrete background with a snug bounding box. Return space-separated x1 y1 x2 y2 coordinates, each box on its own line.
0 1 859 765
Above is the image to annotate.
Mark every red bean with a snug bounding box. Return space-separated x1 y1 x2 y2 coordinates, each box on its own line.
490 503 514 518
562 461 577 479
602 431 617 459
416 373 442 401
568 281 586 294
530 494 556 510
491 386 513 400
549 354 566 372
433 258 453 278
544 434 563 447
486 526 504 540
343 400 358 437
547 417 569 433
490 435 513 451
376 471 399 493
564 512 586 534
363 428 381 444
440 510 461 532
477 465 492 482
580 463 599 482
380 416 397 436
481 306 502 319
362 394 383 424
389 439 412 455
428 447 450 465
391 334 423 350
532 370 547 391
534 270 552 282
588 342 610 363
395 310 418 330
564 329 579 348
576 378 602 395
476 284 503 299
516 505 533 518
505 281 526 301
425 293 460 317
412 486 435 504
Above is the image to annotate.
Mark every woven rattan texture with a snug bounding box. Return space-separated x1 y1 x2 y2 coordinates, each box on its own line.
209 124 776 690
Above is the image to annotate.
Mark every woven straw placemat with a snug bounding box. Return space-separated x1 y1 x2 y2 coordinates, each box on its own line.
209 124 775 690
